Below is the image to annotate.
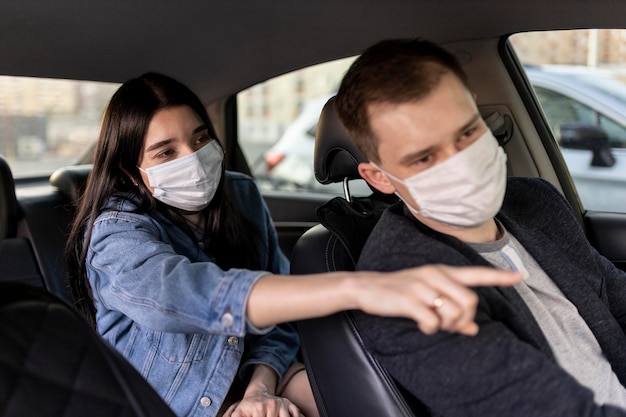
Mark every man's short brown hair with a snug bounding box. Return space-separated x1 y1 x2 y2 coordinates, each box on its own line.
335 38 469 162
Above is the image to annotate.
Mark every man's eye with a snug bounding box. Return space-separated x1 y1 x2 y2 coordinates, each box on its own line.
416 154 433 165
461 127 477 139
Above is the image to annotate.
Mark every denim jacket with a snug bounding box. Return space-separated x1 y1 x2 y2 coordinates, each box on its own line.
87 171 299 417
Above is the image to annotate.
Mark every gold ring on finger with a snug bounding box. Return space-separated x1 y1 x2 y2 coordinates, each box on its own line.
432 295 446 309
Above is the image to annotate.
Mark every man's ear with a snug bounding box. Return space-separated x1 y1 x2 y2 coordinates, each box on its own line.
358 162 397 194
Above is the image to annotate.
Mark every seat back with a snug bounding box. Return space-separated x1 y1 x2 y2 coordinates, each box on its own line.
291 97 428 417
0 155 45 288
0 154 19 240
12 164 92 302
0 281 177 417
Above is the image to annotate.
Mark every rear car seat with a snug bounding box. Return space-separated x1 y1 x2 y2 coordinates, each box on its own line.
0 155 45 288
14 164 91 302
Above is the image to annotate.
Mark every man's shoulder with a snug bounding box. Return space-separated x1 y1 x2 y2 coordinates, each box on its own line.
502 176 574 221
358 202 450 272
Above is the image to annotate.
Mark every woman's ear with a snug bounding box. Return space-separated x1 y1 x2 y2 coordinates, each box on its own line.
358 162 397 195
119 164 139 186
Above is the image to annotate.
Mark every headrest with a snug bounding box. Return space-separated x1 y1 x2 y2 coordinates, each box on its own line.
313 99 515 187
49 165 92 202
314 97 367 185
0 155 19 239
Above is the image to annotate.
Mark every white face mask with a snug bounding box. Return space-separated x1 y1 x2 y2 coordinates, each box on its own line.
140 140 224 212
378 129 507 228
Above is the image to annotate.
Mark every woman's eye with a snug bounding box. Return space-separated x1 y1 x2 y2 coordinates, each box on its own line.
155 149 175 158
195 134 212 145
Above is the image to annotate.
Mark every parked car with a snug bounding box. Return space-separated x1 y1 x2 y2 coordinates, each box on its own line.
4 1 626 416
259 65 626 211
526 65 626 212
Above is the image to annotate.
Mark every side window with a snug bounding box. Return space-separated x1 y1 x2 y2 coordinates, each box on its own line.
0 76 119 179
237 58 371 196
533 86 596 130
511 30 626 213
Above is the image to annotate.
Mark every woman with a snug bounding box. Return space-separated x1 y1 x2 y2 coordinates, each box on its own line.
67 72 521 417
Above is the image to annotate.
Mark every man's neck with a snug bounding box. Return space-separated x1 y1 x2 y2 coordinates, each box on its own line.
415 214 500 243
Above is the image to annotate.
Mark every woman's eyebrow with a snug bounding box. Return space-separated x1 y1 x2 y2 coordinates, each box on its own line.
145 138 175 153
193 124 208 134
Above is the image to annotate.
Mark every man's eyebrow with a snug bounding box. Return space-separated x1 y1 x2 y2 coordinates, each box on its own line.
397 114 482 166
398 145 436 166
455 113 481 136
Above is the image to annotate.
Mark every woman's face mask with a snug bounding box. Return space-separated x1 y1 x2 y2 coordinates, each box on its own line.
377 129 507 229
139 140 224 212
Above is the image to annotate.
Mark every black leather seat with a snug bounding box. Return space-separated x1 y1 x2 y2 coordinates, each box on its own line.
0 158 176 416
9 164 92 302
0 281 177 417
290 97 427 417
0 155 45 289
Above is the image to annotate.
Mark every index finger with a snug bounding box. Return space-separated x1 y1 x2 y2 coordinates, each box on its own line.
435 265 523 287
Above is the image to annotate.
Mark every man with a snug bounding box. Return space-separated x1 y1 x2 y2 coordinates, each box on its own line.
334 38 626 416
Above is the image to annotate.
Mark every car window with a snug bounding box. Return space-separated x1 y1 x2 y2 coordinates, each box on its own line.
237 58 372 196
0 76 119 180
511 29 626 213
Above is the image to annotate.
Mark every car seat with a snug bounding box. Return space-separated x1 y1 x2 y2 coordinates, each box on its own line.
0 154 45 288
290 97 430 417
0 281 178 417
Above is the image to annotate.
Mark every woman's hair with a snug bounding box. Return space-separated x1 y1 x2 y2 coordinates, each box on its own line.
67 72 260 329
335 38 470 162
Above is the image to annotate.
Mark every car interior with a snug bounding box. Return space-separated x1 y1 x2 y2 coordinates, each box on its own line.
3 0 626 416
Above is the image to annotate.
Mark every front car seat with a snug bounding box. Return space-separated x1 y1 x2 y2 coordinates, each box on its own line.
290 97 428 417
0 281 177 417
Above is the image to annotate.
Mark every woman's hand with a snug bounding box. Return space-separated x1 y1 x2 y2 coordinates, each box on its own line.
223 365 303 417
353 265 523 336
222 391 302 417
247 265 522 336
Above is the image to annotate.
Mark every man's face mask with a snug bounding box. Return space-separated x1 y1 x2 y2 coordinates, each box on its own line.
140 140 224 212
378 129 507 228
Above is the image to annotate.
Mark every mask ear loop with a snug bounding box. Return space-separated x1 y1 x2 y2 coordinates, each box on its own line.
371 162 425 217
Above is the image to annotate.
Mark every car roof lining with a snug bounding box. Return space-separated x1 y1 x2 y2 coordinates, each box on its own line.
1 0 625 102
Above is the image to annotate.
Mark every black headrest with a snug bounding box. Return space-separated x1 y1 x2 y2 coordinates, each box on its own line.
314 97 367 185
49 164 92 202
0 155 19 239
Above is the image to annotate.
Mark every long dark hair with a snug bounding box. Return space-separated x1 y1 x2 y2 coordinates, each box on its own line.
67 72 259 329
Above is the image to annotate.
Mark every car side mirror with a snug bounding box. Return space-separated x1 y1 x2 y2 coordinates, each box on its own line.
559 122 616 168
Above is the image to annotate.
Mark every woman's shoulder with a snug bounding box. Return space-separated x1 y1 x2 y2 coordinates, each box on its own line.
96 192 150 223
225 171 263 202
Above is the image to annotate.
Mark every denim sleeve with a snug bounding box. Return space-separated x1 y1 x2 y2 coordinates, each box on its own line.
227 172 300 382
89 212 269 337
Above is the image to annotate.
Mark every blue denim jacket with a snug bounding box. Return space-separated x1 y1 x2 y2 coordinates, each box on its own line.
87 171 299 417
